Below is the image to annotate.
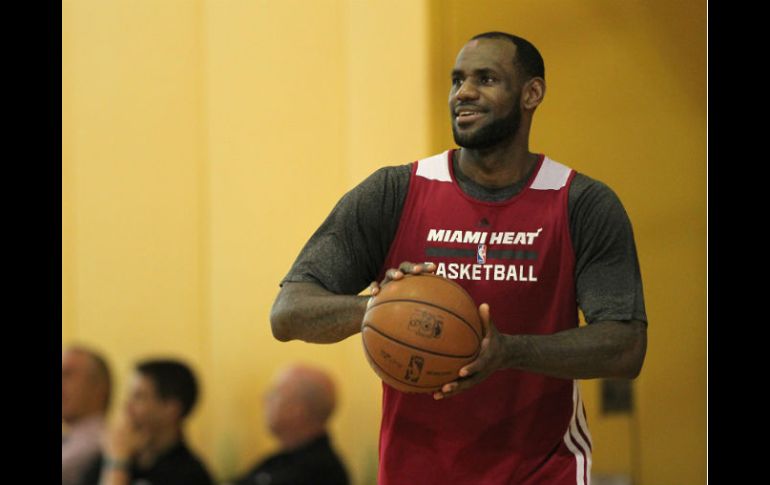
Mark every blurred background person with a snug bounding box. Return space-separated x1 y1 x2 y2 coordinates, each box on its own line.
81 358 213 485
62 345 112 485
231 364 349 485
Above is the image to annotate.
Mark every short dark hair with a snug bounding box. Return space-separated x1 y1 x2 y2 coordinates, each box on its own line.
136 359 199 419
470 32 545 81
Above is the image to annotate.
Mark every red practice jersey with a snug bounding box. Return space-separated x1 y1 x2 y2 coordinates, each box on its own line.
377 149 592 485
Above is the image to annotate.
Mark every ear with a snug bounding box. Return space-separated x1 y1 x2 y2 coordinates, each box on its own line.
162 399 184 423
521 77 545 110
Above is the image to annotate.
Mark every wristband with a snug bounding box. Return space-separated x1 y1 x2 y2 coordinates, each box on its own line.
104 456 130 470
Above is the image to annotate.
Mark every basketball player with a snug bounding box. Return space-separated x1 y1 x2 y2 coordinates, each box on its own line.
271 32 647 485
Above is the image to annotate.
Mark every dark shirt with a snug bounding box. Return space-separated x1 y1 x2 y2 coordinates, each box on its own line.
233 434 349 485
282 151 647 324
79 440 214 485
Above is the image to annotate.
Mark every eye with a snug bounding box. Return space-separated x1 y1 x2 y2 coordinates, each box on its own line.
481 76 496 85
451 76 463 87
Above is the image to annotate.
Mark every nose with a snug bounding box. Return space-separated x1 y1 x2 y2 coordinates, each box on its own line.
455 80 479 102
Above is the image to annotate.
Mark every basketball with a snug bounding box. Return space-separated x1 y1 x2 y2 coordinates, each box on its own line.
361 273 483 393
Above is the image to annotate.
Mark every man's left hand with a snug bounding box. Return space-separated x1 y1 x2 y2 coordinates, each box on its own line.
433 303 507 400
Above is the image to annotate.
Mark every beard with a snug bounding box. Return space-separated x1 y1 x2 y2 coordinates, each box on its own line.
452 101 522 149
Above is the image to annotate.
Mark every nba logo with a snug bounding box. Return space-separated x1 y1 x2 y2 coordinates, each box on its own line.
477 243 487 264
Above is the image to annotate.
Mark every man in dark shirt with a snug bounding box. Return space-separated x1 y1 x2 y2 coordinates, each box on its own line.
80 359 213 485
232 365 349 485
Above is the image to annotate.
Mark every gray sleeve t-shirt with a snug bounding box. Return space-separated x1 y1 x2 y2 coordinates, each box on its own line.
282 156 647 325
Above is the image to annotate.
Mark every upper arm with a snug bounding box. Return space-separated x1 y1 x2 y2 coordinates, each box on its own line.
280 165 411 295
568 174 648 324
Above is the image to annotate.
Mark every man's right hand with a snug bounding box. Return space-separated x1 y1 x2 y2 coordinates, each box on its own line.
103 412 149 462
369 261 436 296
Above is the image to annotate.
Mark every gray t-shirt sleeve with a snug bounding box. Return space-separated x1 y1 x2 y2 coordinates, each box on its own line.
280 164 412 294
569 173 648 324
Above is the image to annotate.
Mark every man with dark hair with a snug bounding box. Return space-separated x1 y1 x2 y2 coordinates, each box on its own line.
62 345 112 485
81 359 213 485
271 31 647 484
231 365 349 485
470 31 545 80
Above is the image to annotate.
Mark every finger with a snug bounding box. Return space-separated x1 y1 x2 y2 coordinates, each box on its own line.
437 374 482 398
459 358 482 378
410 262 436 274
441 381 459 394
459 335 491 377
433 380 466 399
381 268 404 287
387 268 404 280
369 281 380 296
398 261 418 274
479 302 491 338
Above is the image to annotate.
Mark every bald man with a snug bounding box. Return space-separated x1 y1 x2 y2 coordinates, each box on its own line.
62 345 112 485
232 365 349 485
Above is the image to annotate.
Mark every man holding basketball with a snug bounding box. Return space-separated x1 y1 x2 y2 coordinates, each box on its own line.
271 32 647 485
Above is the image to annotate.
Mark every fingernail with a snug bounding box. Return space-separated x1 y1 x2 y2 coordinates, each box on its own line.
459 369 468 377
434 393 443 400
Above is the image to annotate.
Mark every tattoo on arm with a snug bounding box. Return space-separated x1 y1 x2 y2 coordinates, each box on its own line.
270 282 370 344
504 320 647 379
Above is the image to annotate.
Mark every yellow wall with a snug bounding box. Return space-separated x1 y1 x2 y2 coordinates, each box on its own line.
200 1 430 481
62 0 210 450
63 1 705 484
63 0 430 483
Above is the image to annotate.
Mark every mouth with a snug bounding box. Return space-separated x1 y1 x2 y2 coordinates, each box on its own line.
454 107 486 125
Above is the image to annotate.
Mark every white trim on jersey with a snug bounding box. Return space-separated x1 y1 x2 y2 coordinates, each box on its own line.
576 382 594 450
531 157 573 190
416 151 573 190
415 151 452 182
563 381 592 485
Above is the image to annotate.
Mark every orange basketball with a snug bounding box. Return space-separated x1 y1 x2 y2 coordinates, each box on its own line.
361 273 483 393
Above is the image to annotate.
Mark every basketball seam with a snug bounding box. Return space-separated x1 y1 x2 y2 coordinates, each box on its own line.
361 336 448 390
366 298 482 341
362 323 480 359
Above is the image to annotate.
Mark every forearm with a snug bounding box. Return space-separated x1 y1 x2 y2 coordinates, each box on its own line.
270 282 369 343
502 320 647 379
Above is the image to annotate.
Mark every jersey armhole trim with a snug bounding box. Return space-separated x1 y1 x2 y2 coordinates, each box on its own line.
377 162 419 280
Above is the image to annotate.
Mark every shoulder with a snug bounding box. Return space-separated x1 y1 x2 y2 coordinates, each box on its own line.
167 445 214 484
569 172 621 203
336 163 412 222
568 172 630 222
348 164 411 196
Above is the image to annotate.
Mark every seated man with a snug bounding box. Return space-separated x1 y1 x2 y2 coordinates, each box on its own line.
81 359 214 485
232 364 349 485
62 345 112 485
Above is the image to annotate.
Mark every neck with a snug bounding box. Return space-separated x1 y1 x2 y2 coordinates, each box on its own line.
457 130 537 188
137 427 181 469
